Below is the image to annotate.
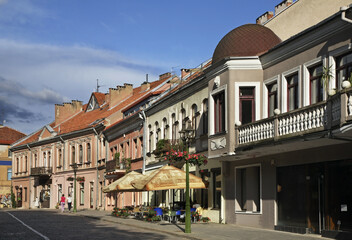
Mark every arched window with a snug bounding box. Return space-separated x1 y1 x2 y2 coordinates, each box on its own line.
171 113 178 142
71 146 75 164
202 99 208 135
192 104 198 136
43 152 47 167
79 145 83 164
155 121 160 145
87 143 91 163
163 118 168 139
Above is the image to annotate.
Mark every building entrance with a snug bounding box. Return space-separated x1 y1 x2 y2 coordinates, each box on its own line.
276 160 352 234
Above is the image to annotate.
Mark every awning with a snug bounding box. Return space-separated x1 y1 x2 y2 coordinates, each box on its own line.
103 171 144 193
131 165 207 191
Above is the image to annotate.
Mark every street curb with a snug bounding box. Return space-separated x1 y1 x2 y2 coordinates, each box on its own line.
79 214 202 240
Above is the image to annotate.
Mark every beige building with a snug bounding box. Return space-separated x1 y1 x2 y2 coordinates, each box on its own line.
257 0 352 41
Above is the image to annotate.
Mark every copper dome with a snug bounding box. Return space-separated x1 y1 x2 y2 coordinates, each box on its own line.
212 24 281 64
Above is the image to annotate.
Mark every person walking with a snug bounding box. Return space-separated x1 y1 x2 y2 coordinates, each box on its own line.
60 194 66 213
67 194 72 212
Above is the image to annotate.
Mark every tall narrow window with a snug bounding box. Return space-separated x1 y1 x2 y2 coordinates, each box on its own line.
87 143 91 163
163 118 168 139
133 139 138 159
214 92 225 133
336 52 352 90
171 114 177 142
58 184 62 203
155 122 160 146
80 183 84 205
236 166 261 213
79 145 83 164
240 87 255 125
48 152 51 168
34 154 37 168
16 158 19 174
287 74 299 111
213 169 221 209
267 83 278 117
309 64 323 104
202 99 208 135
71 146 75 164
24 156 28 172
43 152 47 168
58 149 62 166
149 131 153 153
181 109 186 132
192 104 198 136
7 168 12 180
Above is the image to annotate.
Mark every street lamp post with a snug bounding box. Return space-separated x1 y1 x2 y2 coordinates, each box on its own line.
179 119 194 234
71 163 78 213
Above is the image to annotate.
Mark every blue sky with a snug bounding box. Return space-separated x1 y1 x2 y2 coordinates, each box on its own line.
0 0 281 134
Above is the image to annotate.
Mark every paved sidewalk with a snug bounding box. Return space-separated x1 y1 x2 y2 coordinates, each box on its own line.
72 209 330 240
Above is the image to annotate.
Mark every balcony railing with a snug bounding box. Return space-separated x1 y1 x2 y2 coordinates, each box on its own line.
106 159 120 172
236 88 352 147
30 167 52 176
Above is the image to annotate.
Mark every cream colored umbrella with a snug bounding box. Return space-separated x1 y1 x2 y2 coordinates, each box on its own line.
103 171 144 193
131 165 207 191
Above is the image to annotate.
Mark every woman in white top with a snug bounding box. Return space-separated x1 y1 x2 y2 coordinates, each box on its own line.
67 194 72 212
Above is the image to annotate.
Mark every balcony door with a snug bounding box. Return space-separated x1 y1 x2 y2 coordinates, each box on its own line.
240 87 255 125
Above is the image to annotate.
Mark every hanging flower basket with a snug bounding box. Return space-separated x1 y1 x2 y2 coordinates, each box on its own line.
76 176 85 183
164 149 208 168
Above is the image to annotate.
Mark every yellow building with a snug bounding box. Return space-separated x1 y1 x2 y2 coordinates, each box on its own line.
0 125 25 197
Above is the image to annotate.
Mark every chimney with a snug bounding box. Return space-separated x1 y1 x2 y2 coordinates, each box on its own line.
275 0 292 16
140 81 150 92
55 100 82 126
159 72 171 81
108 83 133 107
256 11 274 25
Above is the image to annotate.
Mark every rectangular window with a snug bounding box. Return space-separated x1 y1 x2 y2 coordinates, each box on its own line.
309 64 323 104
336 52 352 90
7 168 12 180
240 87 255 124
267 83 278 117
236 166 261 213
24 188 27 202
133 139 138 159
287 74 299 111
80 183 84 205
58 184 62 203
202 99 208 135
212 169 221 209
214 92 225 133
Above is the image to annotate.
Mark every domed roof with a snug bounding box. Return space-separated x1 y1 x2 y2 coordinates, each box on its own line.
212 24 281 64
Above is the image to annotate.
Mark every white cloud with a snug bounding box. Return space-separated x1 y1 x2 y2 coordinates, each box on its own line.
0 38 159 134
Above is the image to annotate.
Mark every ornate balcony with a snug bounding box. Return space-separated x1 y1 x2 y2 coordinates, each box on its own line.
236 88 352 147
30 167 52 176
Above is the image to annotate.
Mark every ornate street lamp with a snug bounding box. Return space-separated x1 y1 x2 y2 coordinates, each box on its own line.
71 163 78 213
179 119 194 234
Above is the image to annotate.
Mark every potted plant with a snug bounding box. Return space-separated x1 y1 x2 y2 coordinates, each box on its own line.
321 65 335 96
201 216 211 223
341 73 352 89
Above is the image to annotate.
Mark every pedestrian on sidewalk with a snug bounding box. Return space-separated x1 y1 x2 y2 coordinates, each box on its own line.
67 194 72 212
60 194 65 213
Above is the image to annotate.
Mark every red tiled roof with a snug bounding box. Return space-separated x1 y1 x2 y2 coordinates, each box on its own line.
14 78 168 147
0 126 26 145
93 92 106 106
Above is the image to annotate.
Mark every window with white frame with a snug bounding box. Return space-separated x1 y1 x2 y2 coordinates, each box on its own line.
171 113 178 142
87 143 91 163
7 168 12 180
71 146 75 165
309 64 324 104
34 154 38 167
213 91 225 133
25 156 28 172
79 145 83 164
202 99 208 135
181 108 186 132
43 152 47 168
240 87 255 124
192 104 198 136
162 118 168 139
80 183 84 205
235 165 261 213
267 82 278 117
287 73 299 111
336 51 352 90
155 121 160 145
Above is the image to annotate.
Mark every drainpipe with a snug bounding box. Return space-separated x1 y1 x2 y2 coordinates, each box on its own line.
60 137 65 171
27 144 32 209
104 138 108 210
139 111 147 174
341 5 352 23
93 128 99 210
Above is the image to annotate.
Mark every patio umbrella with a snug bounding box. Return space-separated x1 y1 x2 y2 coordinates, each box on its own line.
103 171 144 193
131 165 207 191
